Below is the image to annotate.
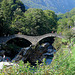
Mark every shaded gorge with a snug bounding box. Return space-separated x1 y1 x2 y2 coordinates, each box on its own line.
0 37 56 65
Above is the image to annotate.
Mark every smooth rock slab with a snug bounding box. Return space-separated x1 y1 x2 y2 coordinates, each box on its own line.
0 62 15 69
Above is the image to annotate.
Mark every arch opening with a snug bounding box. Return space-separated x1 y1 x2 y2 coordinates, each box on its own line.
38 37 56 65
6 37 32 47
39 37 55 46
4 37 32 59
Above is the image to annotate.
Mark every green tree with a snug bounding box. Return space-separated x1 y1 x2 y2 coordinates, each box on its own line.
63 29 74 43
43 10 57 32
1 0 12 36
10 8 25 34
67 19 74 28
24 8 57 35
0 0 25 35
0 9 5 36
24 8 47 35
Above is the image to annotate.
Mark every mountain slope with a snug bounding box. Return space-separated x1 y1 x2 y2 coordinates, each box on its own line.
21 0 75 13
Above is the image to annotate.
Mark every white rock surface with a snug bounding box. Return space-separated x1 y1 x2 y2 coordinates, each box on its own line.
0 62 15 69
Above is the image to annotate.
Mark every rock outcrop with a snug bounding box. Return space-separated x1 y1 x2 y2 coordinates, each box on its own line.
0 50 5 56
0 56 2 61
12 43 50 63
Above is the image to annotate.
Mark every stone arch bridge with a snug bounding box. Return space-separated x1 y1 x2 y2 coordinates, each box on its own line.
0 33 64 45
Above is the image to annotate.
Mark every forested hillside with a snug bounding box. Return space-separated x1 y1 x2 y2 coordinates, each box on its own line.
0 0 57 36
0 0 25 36
57 8 75 34
0 0 75 36
21 0 75 13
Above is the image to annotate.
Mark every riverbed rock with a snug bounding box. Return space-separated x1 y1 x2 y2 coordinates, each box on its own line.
0 45 1 49
13 55 23 62
27 43 50 63
0 62 18 69
47 49 53 53
12 47 32 62
12 43 50 64
0 56 2 61
41 43 50 48
0 50 5 56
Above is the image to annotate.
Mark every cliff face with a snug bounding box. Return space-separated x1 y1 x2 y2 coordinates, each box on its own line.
21 0 75 13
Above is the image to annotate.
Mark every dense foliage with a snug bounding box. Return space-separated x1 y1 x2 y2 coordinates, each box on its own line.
0 0 57 36
23 9 57 35
0 0 25 36
57 8 75 34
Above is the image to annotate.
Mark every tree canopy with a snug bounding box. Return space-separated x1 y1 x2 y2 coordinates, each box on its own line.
0 0 57 36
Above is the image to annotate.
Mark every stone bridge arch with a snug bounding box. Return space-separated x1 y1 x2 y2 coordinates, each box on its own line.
35 33 64 45
0 33 64 45
0 34 33 45
6 35 33 44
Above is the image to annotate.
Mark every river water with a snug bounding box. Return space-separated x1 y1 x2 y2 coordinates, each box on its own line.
46 57 53 65
45 45 56 65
